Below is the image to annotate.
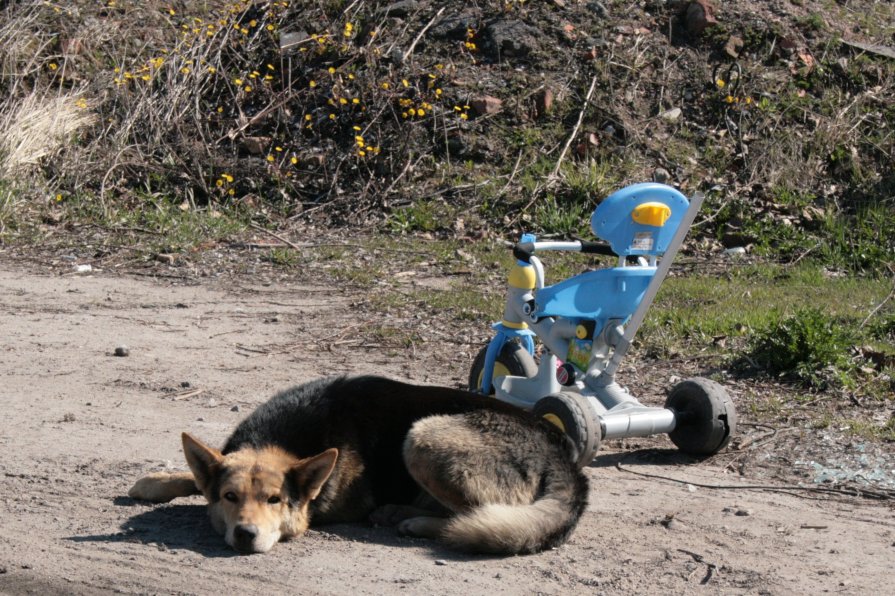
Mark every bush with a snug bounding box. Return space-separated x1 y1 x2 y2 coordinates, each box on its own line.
747 307 856 389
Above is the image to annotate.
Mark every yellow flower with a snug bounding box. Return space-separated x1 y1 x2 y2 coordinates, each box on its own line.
328 113 336 120
243 85 252 92
339 97 348 105
381 82 390 90
402 79 409 87
716 79 726 88
48 63 58 71
267 24 275 31
290 156 298 165
309 80 317 87
352 125 361 131
417 108 425 117
305 114 312 121
352 98 360 104
208 66 217 73
217 106 224 113
234 78 243 85
328 67 336 74
180 67 190 74
266 155 274 162
459 113 468 120
222 173 234 182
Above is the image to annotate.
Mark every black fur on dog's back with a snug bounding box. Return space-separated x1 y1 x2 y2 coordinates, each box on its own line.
222 375 588 550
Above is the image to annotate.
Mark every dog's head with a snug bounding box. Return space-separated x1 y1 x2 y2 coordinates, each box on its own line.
181 432 337 554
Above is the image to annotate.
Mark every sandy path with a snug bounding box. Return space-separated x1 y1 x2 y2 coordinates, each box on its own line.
1 265 892 595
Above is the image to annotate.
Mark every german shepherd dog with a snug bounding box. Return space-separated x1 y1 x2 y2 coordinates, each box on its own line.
129 375 588 555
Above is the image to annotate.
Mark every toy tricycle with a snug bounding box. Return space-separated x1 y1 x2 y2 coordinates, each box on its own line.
468 183 737 467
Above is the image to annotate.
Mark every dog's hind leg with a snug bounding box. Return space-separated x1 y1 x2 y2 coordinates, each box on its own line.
128 471 200 503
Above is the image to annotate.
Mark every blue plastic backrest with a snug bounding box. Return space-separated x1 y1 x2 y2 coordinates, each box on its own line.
590 183 690 257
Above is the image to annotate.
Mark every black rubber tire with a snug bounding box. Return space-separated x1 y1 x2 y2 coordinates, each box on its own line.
467 342 537 394
665 377 737 456
533 392 601 469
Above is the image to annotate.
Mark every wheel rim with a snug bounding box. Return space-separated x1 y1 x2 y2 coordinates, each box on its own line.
475 361 512 392
541 413 566 433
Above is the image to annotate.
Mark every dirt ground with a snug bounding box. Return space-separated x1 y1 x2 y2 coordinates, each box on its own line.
1 259 893 596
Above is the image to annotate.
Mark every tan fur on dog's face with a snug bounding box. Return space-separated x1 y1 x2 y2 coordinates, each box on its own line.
181 433 337 554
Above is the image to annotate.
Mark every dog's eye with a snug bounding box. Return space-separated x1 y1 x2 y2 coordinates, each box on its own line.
223 492 238 503
267 495 281 505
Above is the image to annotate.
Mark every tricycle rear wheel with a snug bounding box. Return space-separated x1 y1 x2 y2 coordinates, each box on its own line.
665 377 737 456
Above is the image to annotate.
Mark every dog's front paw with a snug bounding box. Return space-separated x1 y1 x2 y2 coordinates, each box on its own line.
129 473 177 502
128 471 198 503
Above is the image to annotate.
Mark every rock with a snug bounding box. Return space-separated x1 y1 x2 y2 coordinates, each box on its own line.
155 253 176 265
240 136 271 155
431 11 479 40
734 508 753 516
376 0 419 18
684 1 717 36
482 19 539 60
469 95 502 117
279 30 309 52
435 559 448 566
114 345 129 357
231 405 240 412
653 167 671 183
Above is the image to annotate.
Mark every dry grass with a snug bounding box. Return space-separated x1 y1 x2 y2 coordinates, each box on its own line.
0 92 97 177
0 0 892 250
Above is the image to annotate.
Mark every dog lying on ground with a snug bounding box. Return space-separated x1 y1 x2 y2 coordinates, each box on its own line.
129 375 588 555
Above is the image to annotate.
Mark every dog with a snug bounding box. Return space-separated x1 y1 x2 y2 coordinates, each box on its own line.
128 375 588 555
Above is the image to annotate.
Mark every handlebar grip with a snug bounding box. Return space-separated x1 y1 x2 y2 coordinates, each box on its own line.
513 242 534 263
579 241 616 256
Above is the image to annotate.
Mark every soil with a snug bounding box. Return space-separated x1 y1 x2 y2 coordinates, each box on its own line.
1 259 893 596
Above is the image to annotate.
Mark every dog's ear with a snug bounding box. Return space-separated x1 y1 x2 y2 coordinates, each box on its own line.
291 448 338 501
182 432 223 494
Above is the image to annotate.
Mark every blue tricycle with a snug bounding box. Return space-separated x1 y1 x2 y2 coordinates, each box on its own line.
469 183 737 467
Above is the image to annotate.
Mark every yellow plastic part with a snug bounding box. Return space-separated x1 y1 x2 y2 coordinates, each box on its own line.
507 264 536 289
542 413 566 433
631 202 672 227
575 324 589 339
501 319 528 330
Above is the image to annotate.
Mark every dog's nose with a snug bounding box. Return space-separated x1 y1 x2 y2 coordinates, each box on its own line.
233 524 260 551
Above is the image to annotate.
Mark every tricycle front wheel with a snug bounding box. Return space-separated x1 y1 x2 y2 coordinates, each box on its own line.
533 392 601 469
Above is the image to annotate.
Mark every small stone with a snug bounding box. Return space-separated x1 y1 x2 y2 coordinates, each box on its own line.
434 559 448 566
208 399 217 407
653 167 671 183
735 508 753 516
231 405 240 412
685 1 717 36
660 107 682 122
114 345 129 357
469 96 503 117
181 381 191 388
534 88 554 118
725 35 744 58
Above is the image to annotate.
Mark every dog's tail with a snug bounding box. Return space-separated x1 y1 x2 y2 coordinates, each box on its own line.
441 467 589 555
